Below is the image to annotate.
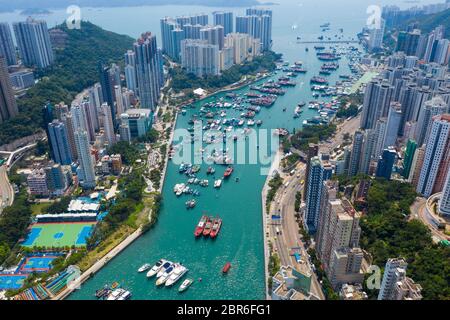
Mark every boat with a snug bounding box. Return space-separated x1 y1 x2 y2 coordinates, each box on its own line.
223 167 233 178
111 282 119 289
165 265 189 287
194 215 208 237
138 263 151 273
95 286 111 299
178 279 193 292
185 199 196 209
214 179 222 188
146 259 167 278
256 120 263 126
222 262 231 273
206 166 215 175
107 288 131 300
209 218 222 239
156 261 174 278
202 218 213 237
156 264 176 286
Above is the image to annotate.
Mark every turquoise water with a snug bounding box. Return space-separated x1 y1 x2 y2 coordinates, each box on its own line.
4 0 417 300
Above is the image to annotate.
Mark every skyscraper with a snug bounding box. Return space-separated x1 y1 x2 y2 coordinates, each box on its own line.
133 32 163 110
213 11 233 35
368 18 386 52
360 79 394 130
348 131 364 177
99 103 116 147
382 102 402 148
414 96 448 147
236 8 272 51
180 39 220 77
0 22 17 65
13 17 54 68
304 156 333 234
375 147 397 180
124 50 138 93
439 170 450 216
200 25 225 50
303 143 319 201
0 56 18 124
402 139 417 179
417 114 450 197
47 120 73 165
74 130 96 189
378 258 408 300
99 63 119 126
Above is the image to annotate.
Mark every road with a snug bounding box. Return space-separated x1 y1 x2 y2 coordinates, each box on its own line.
411 197 448 242
0 166 14 214
269 162 325 300
320 114 361 154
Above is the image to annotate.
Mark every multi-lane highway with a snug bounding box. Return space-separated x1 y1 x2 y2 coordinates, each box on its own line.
269 162 325 300
0 165 14 214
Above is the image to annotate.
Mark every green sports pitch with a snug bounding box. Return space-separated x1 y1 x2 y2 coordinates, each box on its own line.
22 222 95 248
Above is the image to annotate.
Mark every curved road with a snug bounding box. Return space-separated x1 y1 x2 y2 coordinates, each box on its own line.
0 165 14 214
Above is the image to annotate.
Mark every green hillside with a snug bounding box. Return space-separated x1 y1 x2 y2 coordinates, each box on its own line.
0 21 134 145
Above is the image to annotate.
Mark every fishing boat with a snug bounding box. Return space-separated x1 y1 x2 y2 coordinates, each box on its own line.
146 259 168 278
223 167 233 178
210 218 222 239
202 218 213 237
138 263 151 273
206 166 215 175
178 279 193 292
194 215 208 237
156 261 174 278
222 262 231 273
165 265 189 287
185 199 196 209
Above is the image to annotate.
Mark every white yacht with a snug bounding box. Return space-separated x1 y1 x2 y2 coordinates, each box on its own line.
156 264 177 286
146 259 167 278
137 263 151 273
107 288 131 300
165 265 188 287
156 261 174 278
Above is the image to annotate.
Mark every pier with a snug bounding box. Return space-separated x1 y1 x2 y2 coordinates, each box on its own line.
296 40 360 44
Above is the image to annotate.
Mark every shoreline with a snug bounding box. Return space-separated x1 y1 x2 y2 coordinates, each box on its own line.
260 148 282 300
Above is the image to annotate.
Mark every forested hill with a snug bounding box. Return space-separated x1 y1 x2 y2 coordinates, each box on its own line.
391 8 450 35
0 21 134 145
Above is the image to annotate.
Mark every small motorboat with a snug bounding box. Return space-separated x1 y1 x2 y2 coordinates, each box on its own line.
222 262 231 274
178 278 194 293
137 263 151 273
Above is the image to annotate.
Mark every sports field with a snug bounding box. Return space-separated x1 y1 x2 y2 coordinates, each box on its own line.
0 274 27 290
22 222 95 248
18 256 59 273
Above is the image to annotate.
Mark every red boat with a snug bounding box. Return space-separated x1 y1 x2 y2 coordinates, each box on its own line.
222 262 231 273
210 218 222 238
194 215 208 237
223 167 233 178
202 217 213 237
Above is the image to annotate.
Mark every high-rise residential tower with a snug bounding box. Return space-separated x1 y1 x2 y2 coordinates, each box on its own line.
0 56 18 124
0 22 17 65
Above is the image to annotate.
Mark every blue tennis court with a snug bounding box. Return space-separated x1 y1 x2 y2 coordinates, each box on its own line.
18 256 58 273
0 274 27 290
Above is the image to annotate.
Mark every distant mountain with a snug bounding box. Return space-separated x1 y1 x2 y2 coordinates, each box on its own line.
0 0 262 12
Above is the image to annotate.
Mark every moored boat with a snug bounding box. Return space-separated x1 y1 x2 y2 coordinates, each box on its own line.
138 263 151 273
165 265 188 287
146 259 167 278
210 218 222 239
178 279 193 292
223 167 233 178
202 218 213 237
194 215 208 237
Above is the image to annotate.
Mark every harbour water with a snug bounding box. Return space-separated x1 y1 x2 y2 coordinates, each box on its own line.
0 0 423 300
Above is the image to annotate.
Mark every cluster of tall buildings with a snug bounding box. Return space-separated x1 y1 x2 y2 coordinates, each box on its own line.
27 162 72 197
396 25 450 65
160 9 270 77
303 158 365 290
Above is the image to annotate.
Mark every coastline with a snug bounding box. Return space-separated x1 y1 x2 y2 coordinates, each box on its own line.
260 148 282 300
